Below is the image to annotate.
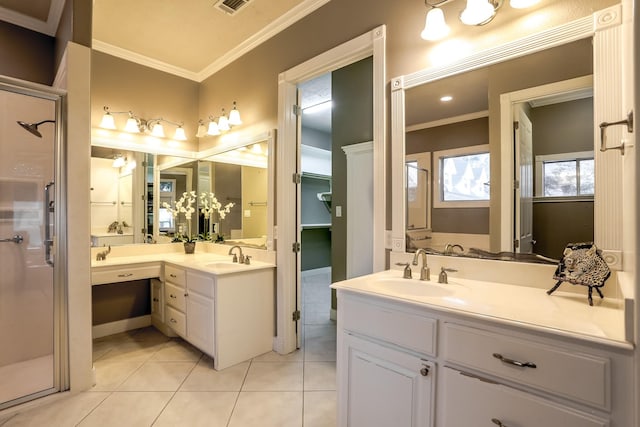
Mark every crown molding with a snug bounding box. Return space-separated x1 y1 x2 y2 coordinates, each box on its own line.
92 0 331 83
196 0 331 82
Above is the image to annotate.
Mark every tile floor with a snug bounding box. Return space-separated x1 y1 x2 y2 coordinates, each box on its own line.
0 268 335 427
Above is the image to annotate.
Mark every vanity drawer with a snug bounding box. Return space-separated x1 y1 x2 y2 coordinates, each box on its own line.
165 281 187 312
164 265 186 287
341 296 436 357
443 323 610 409
165 306 186 337
92 264 161 285
439 367 608 427
187 270 215 298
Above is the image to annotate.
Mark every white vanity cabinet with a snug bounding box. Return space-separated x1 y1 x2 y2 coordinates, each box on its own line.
337 295 436 427
335 289 634 427
162 263 275 370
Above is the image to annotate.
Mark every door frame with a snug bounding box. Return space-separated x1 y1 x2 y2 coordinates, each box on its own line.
0 75 68 409
275 25 386 354
499 75 593 252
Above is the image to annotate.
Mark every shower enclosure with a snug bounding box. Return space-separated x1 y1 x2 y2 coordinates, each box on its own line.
0 78 67 410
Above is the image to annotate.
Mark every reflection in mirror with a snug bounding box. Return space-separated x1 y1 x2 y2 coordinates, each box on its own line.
90 147 143 246
156 140 270 248
403 38 594 261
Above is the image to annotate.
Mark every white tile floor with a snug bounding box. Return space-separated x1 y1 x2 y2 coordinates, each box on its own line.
0 268 335 427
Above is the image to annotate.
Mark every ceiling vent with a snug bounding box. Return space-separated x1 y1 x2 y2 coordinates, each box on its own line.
214 0 251 15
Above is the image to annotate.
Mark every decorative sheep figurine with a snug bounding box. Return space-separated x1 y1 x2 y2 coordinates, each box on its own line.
547 242 610 306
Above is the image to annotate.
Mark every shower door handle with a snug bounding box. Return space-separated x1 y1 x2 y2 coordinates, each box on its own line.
44 181 55 267
0 235 23 243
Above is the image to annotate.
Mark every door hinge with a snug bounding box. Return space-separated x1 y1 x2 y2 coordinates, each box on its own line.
293 104 302 116
292 242 301 253
513 239 520 249
513 180 520 190
292 310 301 321
292 173 301 184
514 120 520 130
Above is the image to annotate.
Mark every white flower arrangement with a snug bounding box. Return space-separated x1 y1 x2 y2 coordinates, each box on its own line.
199 192 234 240
163 191 197 242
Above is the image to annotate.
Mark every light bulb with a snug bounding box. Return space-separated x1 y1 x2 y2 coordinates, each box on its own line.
124 117 140 133
174 126 187 141
207 120 220 136
112 155 125 168
150 122 165 138
196 122 207 138
228 102 242 126
460 0 497 26
421 7 450 41
100 111 116 130
218 110 230 132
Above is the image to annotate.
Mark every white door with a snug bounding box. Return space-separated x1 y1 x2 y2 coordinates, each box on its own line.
341 334 434 427
514 104 534 253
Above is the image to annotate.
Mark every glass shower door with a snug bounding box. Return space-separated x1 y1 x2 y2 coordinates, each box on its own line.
0 85 58 409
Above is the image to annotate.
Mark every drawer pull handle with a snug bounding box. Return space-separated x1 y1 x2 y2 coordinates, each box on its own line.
491 419 509 427
170 318 177 323
420 366 430 376
117 273 133 277
170 274 177 278
152 298 159 302
493 353 536 369
170 294 177 299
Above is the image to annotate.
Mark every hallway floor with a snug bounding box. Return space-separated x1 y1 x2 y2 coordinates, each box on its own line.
0 268 335 427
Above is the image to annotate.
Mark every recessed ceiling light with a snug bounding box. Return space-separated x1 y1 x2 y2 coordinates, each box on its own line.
440 95 453 102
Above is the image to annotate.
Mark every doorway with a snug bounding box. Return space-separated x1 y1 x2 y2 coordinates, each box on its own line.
0 80 66 410
275 26 386 355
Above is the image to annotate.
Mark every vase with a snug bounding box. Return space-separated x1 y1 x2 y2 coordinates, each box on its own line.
183 242 196 254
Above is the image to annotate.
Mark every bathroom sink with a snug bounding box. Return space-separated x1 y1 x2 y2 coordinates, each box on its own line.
204 261 244 271
367 277 455 298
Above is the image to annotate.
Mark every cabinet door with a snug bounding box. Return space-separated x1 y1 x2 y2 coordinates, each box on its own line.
151 279 163 323
186 291 214 356
341 333 433 427
438 367 608 427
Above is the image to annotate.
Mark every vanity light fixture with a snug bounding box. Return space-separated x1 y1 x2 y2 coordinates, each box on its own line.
99 106 188 141
112 154 125 168
198 102 243 137
421 0 537 41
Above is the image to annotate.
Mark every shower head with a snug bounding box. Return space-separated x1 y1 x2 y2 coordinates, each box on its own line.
16 119 55 138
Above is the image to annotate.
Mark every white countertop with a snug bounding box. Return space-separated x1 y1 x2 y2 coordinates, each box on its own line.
92 251 275 276
332 269 631 349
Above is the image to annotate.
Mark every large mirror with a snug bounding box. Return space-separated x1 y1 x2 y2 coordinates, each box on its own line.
396 36 598 262
91 132 274 249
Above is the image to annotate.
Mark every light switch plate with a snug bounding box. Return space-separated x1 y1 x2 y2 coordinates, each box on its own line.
335 206 342 217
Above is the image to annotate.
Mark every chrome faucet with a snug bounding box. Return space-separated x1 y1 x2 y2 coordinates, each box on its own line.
228 245 244 263
444 243 464 255
412 248 430 281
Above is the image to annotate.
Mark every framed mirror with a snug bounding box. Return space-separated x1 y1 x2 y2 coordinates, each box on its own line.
391 9 625 267
91 130 275 250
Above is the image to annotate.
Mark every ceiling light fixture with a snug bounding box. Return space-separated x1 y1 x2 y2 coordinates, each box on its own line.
421 0 536 41
99 106 188 141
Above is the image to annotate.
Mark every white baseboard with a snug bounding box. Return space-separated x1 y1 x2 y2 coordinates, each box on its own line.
92 315 151 339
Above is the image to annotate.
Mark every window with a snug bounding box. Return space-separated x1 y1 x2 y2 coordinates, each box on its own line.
433 145 490 208
535 151 594 198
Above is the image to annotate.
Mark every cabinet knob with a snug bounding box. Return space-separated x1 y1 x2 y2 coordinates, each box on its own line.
184 293 188 297
420 366 429 376
491 418 509 427
170 294 176 299
170 318 177 323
